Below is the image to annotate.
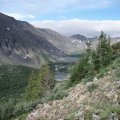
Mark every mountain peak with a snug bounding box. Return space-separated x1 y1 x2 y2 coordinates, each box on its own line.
70 34 87 41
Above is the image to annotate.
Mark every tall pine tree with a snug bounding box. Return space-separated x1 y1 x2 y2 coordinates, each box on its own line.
25 64 55 101
96 31 112 67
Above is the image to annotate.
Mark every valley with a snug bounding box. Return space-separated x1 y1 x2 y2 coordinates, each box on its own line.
0 12 120 120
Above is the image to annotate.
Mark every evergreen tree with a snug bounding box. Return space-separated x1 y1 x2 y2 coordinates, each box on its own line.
92 51 101 71
97 31 112 67
37 64 55 92
85 41 95 80
70 56 89 84
25 64 55 101
25 71 43 100
111 42 120 59
69 31 114 85
70 40 95 84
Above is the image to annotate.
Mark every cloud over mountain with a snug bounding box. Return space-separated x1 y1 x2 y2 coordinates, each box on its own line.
32 19 120 37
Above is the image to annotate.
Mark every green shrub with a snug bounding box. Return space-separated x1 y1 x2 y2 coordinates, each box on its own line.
87 83 98 93
0 99 15 120
81 76 94 84
114 68 120 78
84 110 93 120
112 68 120 81
107 57 120 70
15 113 27 120
100 106 120 120
42 81 69 102
14 99 41 117
0 99 41 119
43 90 68 102
97 68 106 79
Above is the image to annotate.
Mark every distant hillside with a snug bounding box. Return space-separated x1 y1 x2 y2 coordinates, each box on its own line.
0 13 67 68
0 64 37 101
70 34 87 41
0 13 85 68
0 13 119 68
35 29 84 54
1 13 95 68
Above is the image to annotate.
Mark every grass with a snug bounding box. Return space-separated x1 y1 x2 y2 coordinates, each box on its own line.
100 105 120 120
42 81 69 103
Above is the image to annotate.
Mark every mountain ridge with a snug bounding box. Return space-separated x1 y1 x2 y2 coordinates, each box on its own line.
70 34 87 41
0 13 71 68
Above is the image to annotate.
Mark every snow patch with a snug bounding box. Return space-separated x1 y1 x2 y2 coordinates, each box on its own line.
6 27 10 31
24 53 33 59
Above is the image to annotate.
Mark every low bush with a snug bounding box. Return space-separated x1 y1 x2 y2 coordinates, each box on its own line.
107 57 120 70
0 99 15 120
100 105 120 120
81 76 94 84
42 81 69 102
0 99 42 120
87 83 98 93
48 90 68 101
97 67 106 79
14 99 41 117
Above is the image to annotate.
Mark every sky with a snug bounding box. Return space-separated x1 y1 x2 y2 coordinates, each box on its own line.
0 0 120 37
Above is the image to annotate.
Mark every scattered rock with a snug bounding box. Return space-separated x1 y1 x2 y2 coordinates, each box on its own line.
92 113 100 120
26 75 120 120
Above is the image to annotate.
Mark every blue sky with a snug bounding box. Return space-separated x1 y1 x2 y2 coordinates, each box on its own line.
0 0 120 36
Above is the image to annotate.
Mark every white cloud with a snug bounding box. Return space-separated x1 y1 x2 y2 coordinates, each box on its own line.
1 0 114 16
31 19 120 37
5 13 25 20
5 12 35 20
28 15 35 19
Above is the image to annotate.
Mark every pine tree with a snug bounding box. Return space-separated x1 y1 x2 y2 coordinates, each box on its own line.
25 64 55 101
37 64 55 92
92 51 101 71
70 40 95 84
97 31 112 67
69 31 113 85
25 71 43 100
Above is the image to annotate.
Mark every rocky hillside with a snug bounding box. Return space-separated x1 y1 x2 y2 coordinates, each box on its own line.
26 72 120 120
33 29 83 54
0 12 68 68
0 13 86 68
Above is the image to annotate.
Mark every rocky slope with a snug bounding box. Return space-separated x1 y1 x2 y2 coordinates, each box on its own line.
26 72 120 120
0 13 119 68
0 13 84 68
0 12 67 68
1 13 98 68
33 29 83 54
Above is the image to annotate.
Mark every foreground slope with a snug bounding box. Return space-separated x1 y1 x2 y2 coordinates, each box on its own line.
27 72 120 120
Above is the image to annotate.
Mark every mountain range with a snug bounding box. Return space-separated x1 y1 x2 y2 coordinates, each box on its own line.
0 13 84 68
0 12 119 68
